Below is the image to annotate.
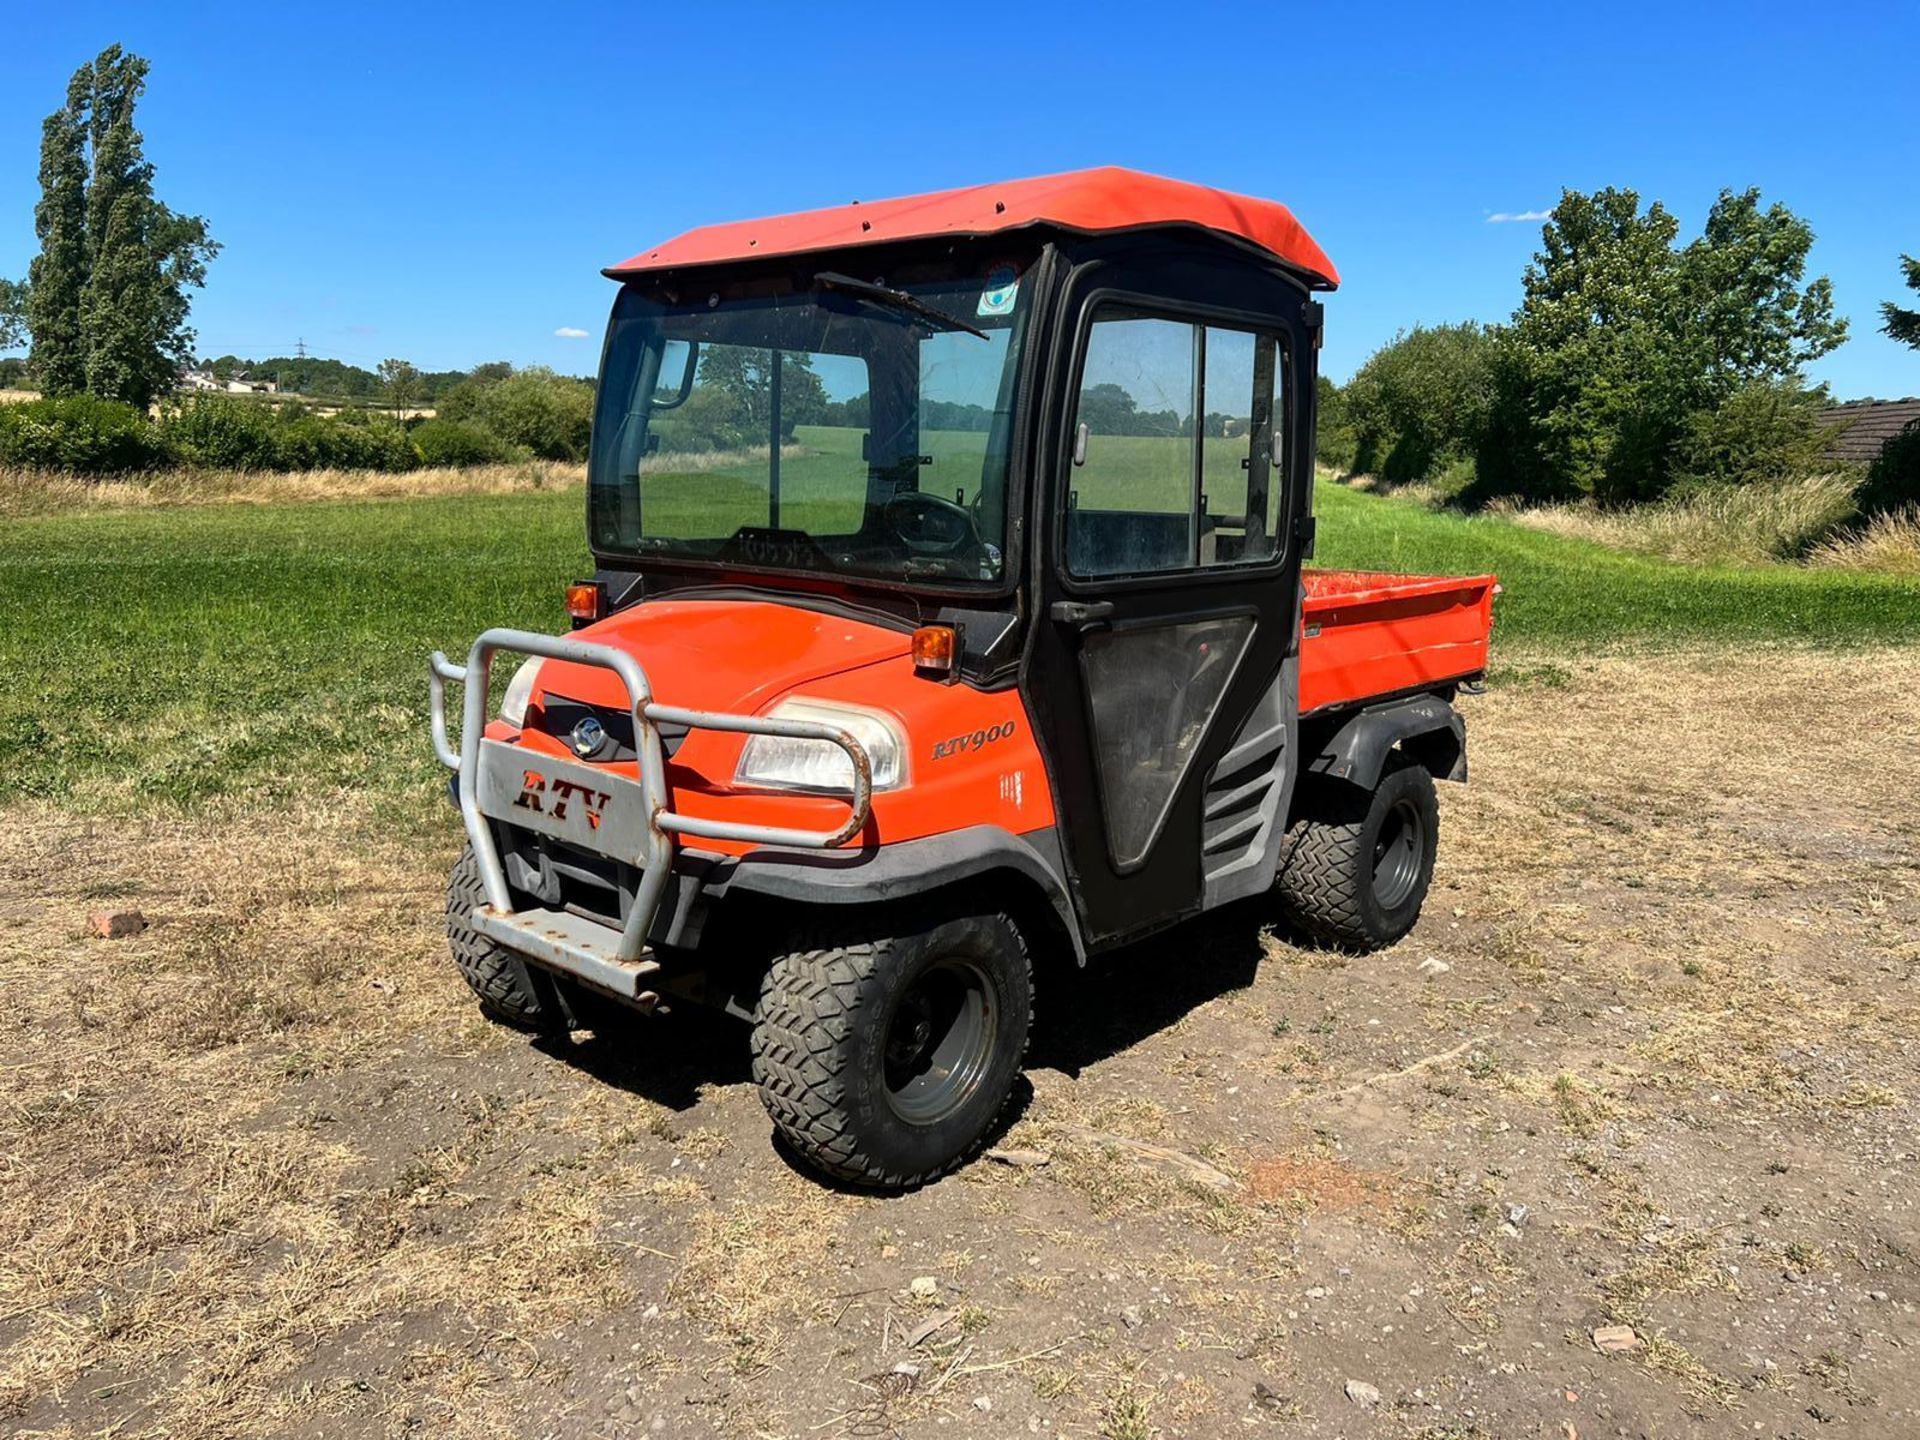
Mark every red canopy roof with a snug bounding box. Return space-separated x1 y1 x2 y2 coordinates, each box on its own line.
607 166 1338 289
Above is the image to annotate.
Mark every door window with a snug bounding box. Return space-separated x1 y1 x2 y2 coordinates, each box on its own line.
1066 307 1286 577
1065 315 1194 576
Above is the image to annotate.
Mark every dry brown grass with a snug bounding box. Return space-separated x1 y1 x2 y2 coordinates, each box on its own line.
1505 473 1862 566
1344 466 1920 576
1807 505 1920 575
1338 469 1454 510
670 1180 853 1375
0 440 822 519
1437 642 1920 1148
0 802 566 1435
0 459 585 517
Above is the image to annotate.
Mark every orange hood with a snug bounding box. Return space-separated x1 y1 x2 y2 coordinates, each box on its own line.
529 598 910 714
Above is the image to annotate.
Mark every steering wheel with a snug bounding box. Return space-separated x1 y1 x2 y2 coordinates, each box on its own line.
883 491 980 558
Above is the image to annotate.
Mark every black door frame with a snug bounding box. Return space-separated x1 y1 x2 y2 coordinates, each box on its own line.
1019 236 1319 949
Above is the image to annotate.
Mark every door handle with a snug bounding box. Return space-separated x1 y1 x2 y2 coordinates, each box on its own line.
1049 599 1115 628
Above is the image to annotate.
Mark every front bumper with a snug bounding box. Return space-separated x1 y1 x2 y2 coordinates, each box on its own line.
429 627 872 999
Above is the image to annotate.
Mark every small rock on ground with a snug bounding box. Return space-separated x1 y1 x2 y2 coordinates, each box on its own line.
1592 1323 1641 1353
984 1147 1052 1167
1345 1378 1382 1407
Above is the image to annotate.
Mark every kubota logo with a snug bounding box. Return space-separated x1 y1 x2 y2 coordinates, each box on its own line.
514 769 612 831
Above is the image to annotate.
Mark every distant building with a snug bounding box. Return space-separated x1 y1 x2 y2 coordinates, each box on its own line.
1820 397 1920 465
177 368 278 395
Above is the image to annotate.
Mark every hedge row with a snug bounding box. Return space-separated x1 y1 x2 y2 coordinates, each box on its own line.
0 367 595 475
0 393 515 474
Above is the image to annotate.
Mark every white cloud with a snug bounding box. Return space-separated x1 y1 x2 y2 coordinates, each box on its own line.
554 326 589 338
1486 209 1551 224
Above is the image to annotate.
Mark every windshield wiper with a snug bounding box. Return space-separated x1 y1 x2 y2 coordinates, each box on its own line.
812 271 988 340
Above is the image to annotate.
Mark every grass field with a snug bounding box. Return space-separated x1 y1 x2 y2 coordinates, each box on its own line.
1311 477 1920 644
4 449 1919 814
3 463 1919 1438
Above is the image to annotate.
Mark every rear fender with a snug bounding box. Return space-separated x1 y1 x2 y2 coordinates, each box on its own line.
1304 694 1466 792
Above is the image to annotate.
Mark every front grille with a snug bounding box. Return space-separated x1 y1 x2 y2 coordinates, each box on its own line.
539 695 689 762
500 826 634 928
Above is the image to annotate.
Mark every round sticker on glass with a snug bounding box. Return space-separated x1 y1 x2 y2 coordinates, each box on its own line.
977 264 1021 318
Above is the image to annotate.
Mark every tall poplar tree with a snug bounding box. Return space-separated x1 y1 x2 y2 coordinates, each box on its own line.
25 64 92 396
24 46 217 407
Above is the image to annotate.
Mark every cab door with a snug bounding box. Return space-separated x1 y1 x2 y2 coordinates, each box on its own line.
1022 248 1317 948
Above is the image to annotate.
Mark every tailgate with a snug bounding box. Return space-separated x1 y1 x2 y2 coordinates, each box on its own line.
1299 569 1497 714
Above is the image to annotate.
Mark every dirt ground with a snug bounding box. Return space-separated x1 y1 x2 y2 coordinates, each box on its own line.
3 647 1918 1440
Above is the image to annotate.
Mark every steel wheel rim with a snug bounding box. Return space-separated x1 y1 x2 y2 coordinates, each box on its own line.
1372 797 1424 909
882 959 995 1124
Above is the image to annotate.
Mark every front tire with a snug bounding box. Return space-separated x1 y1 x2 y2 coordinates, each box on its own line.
446 845 570 1033
1275 755 1439 951
750 910 1032 1188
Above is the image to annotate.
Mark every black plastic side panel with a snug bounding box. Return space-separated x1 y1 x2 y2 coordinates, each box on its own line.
1200 654 1300 909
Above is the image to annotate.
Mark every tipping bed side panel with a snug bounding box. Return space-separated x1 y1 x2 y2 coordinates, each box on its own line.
1298 570 1495 715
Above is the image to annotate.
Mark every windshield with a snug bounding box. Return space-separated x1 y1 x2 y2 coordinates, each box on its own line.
588 255 1035 587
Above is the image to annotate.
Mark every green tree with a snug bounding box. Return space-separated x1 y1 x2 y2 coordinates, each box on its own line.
0 279 27 354
1314 374 1355 471
1679 188 1846 385
1884 255 1920 349
1343 323 1496 484
378 357 422 415
460 367 594 459
1491 186 1843 503
1498 188 1687 501
694 347 827 438
25 47 217 408
1669 378 1834 489
819 391 871 429
25 64 91 396
1860 421 1920 516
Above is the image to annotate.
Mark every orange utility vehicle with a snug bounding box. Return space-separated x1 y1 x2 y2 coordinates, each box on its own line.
430 168 1495 1186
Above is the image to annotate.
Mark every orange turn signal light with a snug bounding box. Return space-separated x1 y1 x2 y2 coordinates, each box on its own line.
912 624 957 674
566 581 605 625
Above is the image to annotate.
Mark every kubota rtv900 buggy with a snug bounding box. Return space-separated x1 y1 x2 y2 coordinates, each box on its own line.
429 168 1495 1186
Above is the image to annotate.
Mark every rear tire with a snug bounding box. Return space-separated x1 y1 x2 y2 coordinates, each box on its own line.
750 910 1032 1188
1275 756 1439 951
445 845 569 1033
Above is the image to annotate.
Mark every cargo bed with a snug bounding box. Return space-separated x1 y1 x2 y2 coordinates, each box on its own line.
1298 569 1497 715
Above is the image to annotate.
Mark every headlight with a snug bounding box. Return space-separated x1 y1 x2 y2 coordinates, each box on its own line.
734 698 907 793
499 658 543 728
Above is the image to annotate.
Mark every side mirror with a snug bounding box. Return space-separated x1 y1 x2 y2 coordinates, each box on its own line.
651 339 698 410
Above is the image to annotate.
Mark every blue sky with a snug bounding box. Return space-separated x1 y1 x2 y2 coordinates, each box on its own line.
4 1 1917 398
